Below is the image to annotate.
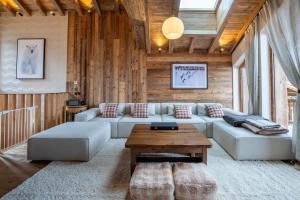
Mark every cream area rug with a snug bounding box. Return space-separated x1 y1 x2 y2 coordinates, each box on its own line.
1 139 300 200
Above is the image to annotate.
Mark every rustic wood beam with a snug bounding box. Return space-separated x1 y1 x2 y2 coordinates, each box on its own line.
147 54 232 63
230 0 267 53
189 38 196 54
0 2 16 16
121 0 146 23
50 0 65 16
172 0 180 16
92 0 101 15
144 0 151 54
73 0 83 15
208 1 237 54
34 0 47 16
169 40 174 53
168 0 181 54
14 0 31 16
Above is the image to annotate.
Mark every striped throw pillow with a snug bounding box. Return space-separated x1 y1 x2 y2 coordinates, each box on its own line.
102 103 118 118
133 103 149 118
206 104 224 118
175 105 192 119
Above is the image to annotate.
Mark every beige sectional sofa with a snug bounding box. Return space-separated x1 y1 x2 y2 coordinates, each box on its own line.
74 102 294 160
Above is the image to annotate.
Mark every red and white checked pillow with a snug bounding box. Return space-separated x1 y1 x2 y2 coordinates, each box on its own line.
206 104 224 118
102 103 119 118
175 105 192 119
133 103 149 118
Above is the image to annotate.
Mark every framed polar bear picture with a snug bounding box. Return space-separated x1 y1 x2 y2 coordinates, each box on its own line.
172 63 208 89
16 38 45 79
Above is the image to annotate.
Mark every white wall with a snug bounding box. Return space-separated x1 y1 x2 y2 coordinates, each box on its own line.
0 15 68 93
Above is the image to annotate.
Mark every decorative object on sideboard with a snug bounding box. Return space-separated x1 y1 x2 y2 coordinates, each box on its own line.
68 80 85 106
171 63 208 89
16 38 45 79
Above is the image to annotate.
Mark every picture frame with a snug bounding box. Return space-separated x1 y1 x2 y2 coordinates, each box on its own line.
171 63 208 89
16 38 46 79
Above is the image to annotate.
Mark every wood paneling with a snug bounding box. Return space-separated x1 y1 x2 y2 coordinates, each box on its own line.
67 11 147 107
146 55 232 107
0 93 68 150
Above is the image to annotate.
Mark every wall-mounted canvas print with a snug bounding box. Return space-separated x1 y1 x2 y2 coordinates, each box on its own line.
172 63 208 89
16 38 45 79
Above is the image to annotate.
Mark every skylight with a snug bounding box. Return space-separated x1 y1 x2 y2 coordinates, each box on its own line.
180 0 219 10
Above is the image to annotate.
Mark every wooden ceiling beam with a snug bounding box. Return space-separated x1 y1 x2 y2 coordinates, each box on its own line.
0 2 16 16
168 0 181 54
34 0 47 16
14 0 31 16
230 0 267 53
189 38 196 54
50 0 65 16
73 0 83 16
208 1 237 54
169 40 174 53
92 0 101 15
121 0 146 23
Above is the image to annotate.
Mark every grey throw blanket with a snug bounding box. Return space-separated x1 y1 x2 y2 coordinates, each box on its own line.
245 118 281 129
223 114 264 127
242 123 288 135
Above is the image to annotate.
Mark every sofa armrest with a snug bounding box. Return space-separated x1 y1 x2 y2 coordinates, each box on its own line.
74 108 100 122
222 108 247 116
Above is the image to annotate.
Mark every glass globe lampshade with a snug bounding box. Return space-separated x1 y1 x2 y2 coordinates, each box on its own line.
162 17 184 40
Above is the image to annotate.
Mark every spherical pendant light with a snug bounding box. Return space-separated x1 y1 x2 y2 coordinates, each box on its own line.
162 17 184 40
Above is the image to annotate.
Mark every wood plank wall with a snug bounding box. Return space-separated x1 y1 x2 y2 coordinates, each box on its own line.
0 93 68 150
67 11 233 107
146 55 233 107
67 11 147 107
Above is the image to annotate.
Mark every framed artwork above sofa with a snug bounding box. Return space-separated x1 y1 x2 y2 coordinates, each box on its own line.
171 63 208 89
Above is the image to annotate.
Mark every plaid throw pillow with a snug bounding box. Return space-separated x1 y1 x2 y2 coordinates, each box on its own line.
175 105 192 119
102 103 118 118
133 103 149 118
206 104 224 118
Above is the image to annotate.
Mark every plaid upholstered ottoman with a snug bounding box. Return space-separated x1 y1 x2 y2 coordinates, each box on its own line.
130 162 175 200
173 163 217 200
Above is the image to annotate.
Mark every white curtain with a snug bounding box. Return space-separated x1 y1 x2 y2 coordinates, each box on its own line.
244 17 261 115
260 0 300 160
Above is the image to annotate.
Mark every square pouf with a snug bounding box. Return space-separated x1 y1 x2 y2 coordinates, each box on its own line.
27 122 111 161
130 162 175 200
173 163 217 200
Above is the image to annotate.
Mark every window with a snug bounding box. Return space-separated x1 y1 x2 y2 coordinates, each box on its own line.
179 0 219 11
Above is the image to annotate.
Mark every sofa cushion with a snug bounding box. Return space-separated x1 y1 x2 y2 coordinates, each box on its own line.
161 103 197 115
27 122 111 161
197 103 222 116
132 103 149 118
125 103 159 115
162 114 205 123
206 104 224 118
174 105 192 119
200 116 224 138
99 103 125 116
213 121 293 160
90 116 122 138
102 103 118 118
119 115 162 123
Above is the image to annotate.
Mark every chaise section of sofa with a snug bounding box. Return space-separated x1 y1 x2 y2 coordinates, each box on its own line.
213 121 293 160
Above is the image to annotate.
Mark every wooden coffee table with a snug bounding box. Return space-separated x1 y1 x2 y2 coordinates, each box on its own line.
125 124 212 174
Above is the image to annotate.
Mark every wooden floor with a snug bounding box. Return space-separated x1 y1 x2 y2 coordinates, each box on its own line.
0 144 49 198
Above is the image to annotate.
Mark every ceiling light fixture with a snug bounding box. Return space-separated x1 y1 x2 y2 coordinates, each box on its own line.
162 17 184 40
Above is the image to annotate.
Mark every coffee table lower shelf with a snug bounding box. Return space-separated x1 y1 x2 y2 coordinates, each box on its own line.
129 147 208 174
